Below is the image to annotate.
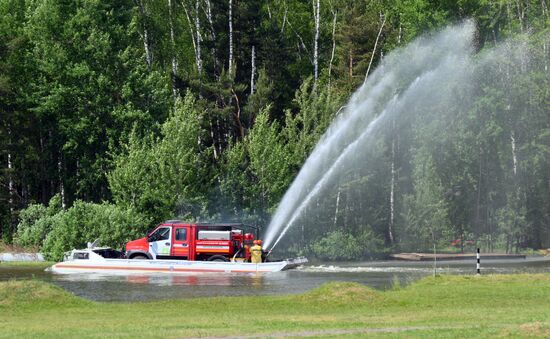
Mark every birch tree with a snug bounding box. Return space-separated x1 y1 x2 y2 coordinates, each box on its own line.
135 0 153 69
364 12 386 83
168 0 178 98
182 0 203 75
228 0 234 75
250 45 256 94
328 4 337 90
313 0 320 85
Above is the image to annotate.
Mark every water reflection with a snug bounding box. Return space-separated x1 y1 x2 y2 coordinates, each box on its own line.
2 258 550 302
124 273 262 287
126 275 151 285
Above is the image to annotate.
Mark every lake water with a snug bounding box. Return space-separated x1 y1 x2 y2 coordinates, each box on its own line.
2 257 550 302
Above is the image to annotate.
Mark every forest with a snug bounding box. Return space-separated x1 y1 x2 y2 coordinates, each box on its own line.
0 0 548 260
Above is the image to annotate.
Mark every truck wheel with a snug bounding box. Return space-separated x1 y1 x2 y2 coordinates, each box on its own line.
131 254 149 260
207 255 228 262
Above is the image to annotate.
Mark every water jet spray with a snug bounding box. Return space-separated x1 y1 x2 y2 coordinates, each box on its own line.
263 21 477 252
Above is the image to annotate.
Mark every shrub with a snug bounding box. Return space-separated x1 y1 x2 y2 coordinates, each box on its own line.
356 229 388 259
13 195 62 248
42 201 148 261
310 229 388 261
310 230 363 261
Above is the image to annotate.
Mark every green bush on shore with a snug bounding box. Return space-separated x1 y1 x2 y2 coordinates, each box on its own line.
14 195 62 249
310 229 386 261
12 198 149 261
41 201 148 261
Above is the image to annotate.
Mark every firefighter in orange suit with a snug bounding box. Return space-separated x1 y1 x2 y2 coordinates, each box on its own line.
250 239 263 263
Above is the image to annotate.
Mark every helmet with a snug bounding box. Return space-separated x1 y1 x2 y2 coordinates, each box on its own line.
253 240 258 245
256 239 263 245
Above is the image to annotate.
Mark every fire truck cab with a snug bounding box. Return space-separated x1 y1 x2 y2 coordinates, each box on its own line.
125 221 257 262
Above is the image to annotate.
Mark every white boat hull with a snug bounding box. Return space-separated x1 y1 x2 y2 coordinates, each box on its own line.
50 249 307 274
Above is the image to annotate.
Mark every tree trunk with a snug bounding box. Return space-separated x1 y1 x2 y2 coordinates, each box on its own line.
203 0 219 76
344 189 349 227
328 6 337 90
195 0 203 75
541 0 548 61
250 45 256 95
511 130 518 176
232 89 244 138
544 40 548 72
39 130 48 203
515 0 525 32
204 0 215 38
281 1 288 33
182 1 197 66
398 20 402 45
313 0 320 86
6 127 16 237
228 0 234 75
216 118 224 156
476 146 483 231
349 48 353 78
7 151 14 216
58 154 66 209
136 0 153 69
182 0 202 75
333 187 341 228
364 13 386 84
388 120 396 244
168 0 178 98
143 29 153 69
208 117 218 160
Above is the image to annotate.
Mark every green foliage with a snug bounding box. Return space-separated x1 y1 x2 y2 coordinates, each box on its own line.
41 200 147 261
219 105 291 223
310 228 386 261
109 91 207 224
219 77 341 223
496 196 528 254
13 195 62 248
310 230 362 261
242 69 274 126
283 77 342 162
401 152 451 251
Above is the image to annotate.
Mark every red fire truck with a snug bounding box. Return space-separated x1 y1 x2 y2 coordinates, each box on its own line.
125 221 258 262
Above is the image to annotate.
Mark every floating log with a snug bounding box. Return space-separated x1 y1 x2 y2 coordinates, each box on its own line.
390 252 525 261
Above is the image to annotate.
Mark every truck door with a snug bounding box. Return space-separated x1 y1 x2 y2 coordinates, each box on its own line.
171 226 189 259
148 226 172 259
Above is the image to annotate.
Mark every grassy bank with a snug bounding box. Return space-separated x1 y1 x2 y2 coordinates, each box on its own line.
2 275 550 338
0 261 54 268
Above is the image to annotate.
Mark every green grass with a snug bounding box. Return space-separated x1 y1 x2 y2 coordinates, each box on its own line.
0 261 54 268
2 275 550 338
